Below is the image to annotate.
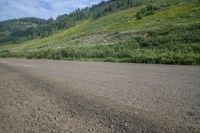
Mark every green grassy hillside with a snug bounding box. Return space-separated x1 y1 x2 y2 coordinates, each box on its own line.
0 0 200 65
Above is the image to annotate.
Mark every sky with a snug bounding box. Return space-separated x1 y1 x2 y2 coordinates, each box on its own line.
0 0 103 21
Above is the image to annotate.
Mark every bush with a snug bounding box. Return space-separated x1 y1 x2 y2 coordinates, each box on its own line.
129 49 199 65
4 23 199 65
136 12 142 19
191 43 200 53
0 50 16 57
136 4 159 19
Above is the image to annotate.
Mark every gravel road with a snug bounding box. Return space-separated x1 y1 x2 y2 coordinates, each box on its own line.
0 58 200 132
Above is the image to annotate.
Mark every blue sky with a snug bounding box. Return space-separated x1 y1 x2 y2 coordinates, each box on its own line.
0 0 103 21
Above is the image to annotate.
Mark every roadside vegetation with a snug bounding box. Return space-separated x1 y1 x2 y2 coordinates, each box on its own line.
0 0 200 65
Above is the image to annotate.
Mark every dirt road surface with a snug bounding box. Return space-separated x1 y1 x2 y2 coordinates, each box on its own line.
0 58 200 133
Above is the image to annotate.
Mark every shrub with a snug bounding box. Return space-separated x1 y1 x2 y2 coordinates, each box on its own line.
136 4 159 19
136 12 142 19
0 50 16 57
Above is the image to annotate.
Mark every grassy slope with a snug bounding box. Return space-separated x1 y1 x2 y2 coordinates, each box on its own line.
0 0 200 64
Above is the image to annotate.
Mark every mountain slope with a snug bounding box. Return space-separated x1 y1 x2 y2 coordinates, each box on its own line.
0 0 200 65
0 0 149 44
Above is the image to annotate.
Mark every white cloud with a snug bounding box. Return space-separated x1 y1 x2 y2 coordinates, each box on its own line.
0 0 103 21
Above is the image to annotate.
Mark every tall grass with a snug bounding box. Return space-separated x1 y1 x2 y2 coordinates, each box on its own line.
0 1 199 65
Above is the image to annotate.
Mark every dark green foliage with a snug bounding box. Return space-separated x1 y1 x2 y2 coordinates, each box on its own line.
0 50 16 57
6 23 197 65
0 17 54 43
0 0 199 65
0 0 146 44
136 4 159 19
16 44 199 65
134 24 200 50
135 12 143 19
0 32 10 43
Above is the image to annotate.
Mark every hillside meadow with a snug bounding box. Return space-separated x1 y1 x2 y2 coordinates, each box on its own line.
0 0 200 65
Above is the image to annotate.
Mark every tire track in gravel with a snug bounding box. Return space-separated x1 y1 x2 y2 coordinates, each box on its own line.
0 59 200 132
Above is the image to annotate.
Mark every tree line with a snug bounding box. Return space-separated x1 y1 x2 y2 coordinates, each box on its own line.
0 0 145 44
